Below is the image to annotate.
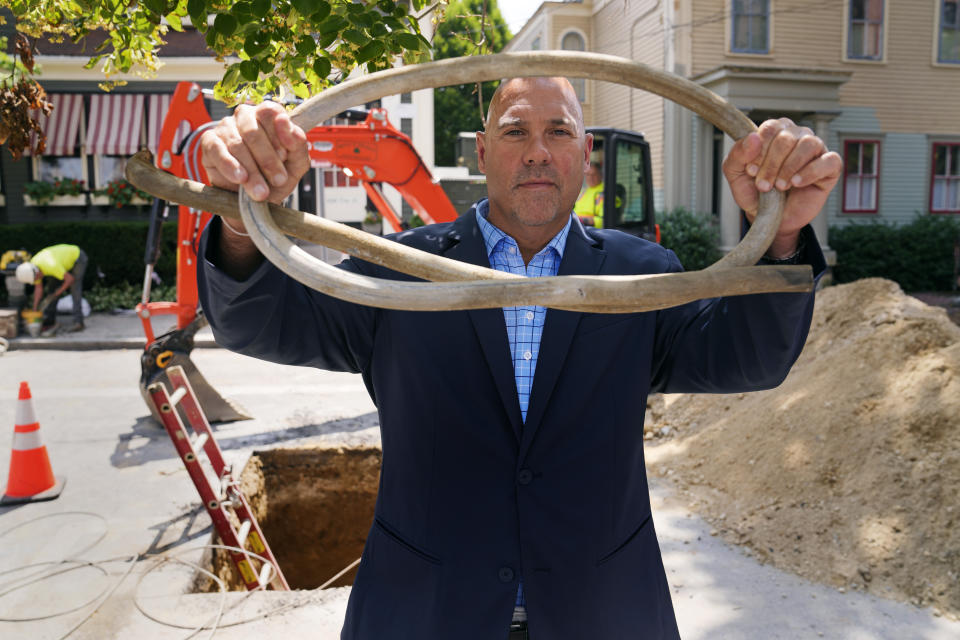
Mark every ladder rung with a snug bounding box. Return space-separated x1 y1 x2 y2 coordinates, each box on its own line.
259 562 273 586
168 386 188 407
237 519 252 547
191 432 209 451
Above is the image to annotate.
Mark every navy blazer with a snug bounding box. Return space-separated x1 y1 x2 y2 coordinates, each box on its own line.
199 203 824 640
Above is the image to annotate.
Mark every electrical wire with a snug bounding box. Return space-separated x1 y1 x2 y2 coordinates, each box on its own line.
0 513 362 639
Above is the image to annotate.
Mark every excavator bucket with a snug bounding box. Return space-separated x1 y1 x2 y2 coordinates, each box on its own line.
139 312 251 424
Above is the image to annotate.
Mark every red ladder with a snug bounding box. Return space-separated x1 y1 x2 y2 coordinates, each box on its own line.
146 365 289 590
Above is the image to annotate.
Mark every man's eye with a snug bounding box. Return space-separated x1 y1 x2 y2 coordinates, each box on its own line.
553 129 572 136
505 129 523 136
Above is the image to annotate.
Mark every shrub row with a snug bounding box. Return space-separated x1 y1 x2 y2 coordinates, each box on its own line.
830 215 960 292
0 221 180 291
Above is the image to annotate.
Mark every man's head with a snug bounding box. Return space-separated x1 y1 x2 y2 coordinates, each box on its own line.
477 77 592 244
585 161 602 188
15 262 40 285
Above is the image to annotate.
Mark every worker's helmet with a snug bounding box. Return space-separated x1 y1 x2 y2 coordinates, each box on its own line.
15 262 39 284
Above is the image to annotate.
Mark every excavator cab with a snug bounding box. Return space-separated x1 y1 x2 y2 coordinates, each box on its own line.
586 128 659 243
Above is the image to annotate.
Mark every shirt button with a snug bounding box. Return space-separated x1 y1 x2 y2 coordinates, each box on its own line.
525 311 534 321
498 567 515 582
523 351 532 360
517 469 533 485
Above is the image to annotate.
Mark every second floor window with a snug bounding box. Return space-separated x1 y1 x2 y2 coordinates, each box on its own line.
731 0 770 54
561 32 586 102
843 140 880 213
940 0 960 63
848 0 884 60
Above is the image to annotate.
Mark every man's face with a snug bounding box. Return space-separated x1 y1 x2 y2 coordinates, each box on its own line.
477 78 592 233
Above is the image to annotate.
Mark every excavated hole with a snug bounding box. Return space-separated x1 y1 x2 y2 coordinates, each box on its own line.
197 446 381 591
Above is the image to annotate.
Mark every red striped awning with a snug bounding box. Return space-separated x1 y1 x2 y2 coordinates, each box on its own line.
86 94 145 156
28 94 83 156
148 94 191 155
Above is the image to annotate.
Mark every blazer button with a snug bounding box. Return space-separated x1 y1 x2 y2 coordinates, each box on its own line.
498 567 515 582
517 469 533 485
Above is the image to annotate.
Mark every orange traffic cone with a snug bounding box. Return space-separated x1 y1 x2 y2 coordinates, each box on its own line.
1 382 65 504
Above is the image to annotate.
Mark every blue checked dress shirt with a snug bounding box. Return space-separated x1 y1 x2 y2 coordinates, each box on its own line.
475 199 573 622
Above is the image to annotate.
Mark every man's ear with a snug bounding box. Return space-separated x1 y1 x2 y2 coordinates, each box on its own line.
476 131 487 174
583 132 594 171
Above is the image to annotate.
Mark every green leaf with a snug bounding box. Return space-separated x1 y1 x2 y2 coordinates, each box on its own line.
345 3 363 14
292 82 310 99
251 0 270 18
258 57 274 73
309 1 331 23
290 0 319 16
370 22 388 37
377 0 396 13
342 29 367 46
354 39 384 64
395 32 420 51
204 27 218 47
243 32 268 56
239 59 259 81
317 14 348 33
143 0 165 16
316 31 337 49
167 13 183 31
349 11 373 28
187 0 206 25
295 35 316 56
384 16 404 30
393 4 407 17
312 56 331 78
214 13 237 36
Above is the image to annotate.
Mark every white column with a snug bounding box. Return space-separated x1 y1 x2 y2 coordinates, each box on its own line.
812 112 838 264
719 133 740 253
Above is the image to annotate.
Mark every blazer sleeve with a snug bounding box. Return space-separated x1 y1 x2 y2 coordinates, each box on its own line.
649 225 826 394
197 218 378 374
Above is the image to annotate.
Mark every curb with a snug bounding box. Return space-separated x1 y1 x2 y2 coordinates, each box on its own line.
5 338 222 352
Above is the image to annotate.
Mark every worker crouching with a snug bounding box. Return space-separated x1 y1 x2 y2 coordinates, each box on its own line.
15 244 88 335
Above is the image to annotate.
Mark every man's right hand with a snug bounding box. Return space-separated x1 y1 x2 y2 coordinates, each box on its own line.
200 101 310 207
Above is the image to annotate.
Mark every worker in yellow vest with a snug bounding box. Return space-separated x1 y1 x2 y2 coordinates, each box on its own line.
15 244 88 334
574 161 605 228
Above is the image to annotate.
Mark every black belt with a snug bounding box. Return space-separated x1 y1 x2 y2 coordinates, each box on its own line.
508 620 529 640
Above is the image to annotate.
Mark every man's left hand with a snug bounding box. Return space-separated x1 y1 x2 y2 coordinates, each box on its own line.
722 118 842 259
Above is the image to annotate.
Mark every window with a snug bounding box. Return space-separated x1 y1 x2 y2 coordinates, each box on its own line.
931 143 960 212
940 0 960 63
843 140 880 213
560 31 586 102
400 117 413 138
531 37 541 51
400 92 412 104
848 0 884 60
731 0 770 54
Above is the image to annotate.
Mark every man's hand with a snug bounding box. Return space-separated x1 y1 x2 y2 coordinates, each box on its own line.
199 102 310 278
200 101 310 208
722 118 842 259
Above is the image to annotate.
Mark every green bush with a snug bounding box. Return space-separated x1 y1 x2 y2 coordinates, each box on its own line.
657 207 721 271
0 220 184 309
86 281 177 312
831 214 960 291
0 221 179 290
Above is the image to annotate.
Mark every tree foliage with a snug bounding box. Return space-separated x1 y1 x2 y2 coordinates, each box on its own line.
1 0 437 104
432 0 510 166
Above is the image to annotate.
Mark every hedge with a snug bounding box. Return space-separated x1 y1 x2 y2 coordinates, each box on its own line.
657 207 721 271
0 220 179 299
830 214 960 292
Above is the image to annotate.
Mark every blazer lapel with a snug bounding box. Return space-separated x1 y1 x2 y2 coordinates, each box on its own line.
520 220 606 460
443 210 524 439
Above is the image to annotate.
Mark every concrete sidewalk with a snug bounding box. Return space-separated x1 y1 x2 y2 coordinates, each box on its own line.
3 311 218 351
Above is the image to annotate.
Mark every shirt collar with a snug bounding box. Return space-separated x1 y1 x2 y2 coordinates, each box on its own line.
475 198 572 260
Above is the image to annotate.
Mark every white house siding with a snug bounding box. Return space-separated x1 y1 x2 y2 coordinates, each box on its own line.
592 0 666 210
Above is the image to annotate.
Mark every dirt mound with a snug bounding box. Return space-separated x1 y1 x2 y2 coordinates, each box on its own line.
646 278 960 617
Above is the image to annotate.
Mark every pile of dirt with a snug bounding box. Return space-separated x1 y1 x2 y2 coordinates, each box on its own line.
645 278 960 617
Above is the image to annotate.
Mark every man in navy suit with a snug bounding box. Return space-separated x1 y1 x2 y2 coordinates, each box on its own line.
198 77 841 639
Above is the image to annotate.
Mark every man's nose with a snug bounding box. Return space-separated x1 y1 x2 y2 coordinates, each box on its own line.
523 135 551 165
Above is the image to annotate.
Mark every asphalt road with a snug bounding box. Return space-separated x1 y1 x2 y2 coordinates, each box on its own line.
0 348 957 639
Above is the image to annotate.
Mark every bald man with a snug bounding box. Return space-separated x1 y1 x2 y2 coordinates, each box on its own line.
197 77 840 639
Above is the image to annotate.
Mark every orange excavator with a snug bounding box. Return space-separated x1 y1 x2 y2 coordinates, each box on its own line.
138 81 658 422
137 81 460 422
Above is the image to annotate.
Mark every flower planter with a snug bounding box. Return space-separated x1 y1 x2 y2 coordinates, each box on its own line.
24 194 88 207
90 195 151 208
